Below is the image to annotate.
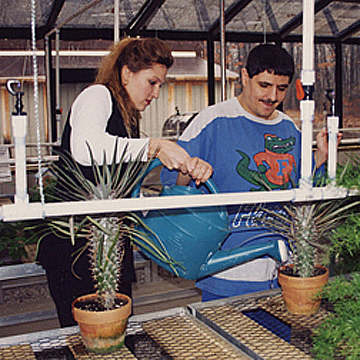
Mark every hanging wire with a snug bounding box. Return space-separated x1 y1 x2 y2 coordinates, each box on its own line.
31 0 46 210
263 0 267 43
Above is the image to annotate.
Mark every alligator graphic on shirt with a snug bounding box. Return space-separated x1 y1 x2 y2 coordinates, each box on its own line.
236 134 296 191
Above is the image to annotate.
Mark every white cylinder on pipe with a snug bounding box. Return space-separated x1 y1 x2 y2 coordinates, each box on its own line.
12 115 29 204
327 115 339 182
300 100 315 187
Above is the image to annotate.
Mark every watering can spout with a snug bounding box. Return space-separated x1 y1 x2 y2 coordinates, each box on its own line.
198 239 288 279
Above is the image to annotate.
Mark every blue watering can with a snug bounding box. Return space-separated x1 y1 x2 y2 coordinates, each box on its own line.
132 159 287 280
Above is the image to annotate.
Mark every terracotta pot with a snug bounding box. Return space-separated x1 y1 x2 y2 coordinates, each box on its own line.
278 264 329 315
72 293 131 353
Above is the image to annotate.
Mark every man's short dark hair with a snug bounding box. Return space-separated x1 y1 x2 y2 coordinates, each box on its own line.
245 44 295 82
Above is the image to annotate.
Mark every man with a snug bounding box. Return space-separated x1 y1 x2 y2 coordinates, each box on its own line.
161 43 331 301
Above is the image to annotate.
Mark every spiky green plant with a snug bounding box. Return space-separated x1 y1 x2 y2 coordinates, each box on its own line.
290 203 317 277
312 273 360 359
38 141 177 310
255 198 360 277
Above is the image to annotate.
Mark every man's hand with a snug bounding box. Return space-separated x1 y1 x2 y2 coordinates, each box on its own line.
149 139 213 186
177 157 213 186
314 128 343 168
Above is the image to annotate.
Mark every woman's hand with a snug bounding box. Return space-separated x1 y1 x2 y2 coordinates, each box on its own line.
149 138 190 169
149 139 212 185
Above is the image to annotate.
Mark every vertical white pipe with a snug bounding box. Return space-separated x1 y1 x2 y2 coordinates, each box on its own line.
31 0 45 206
12 115 29 204
45 36 53 151
220 0 226 101
327 115 339 183
300 0 316 188
55 29 61 144
114 0 119 44
300 99 314 187
302 0 315 78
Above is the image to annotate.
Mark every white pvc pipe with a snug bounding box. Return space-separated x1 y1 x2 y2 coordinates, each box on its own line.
0 185 350 222
302 0 315 84
220 0 226 101
55 29 61 144
45 36 53 149
11 115 29 204
327 115 339 183
114 0 119 44
300 0 316 188
0 155 58 165
300 99 314 187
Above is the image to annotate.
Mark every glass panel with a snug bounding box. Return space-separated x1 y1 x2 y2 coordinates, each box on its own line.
147 0 241 32
57 0 145 29
226 0 302 34
147 0 215 31
326 2 360 34
342 44 360 129
0 0 55 27
289 1 360 37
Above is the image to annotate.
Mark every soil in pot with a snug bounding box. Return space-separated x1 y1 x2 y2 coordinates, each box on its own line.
72 293 132 354
73 295 128 312
280 265 327 277
278 264 329 316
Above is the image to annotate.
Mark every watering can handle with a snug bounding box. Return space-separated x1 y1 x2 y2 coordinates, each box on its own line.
132 158 220 197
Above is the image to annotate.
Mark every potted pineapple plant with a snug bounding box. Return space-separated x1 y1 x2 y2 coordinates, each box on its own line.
254 192 360 315
41 144 175 353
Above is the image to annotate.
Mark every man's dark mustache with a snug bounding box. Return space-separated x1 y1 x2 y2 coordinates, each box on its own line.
261 99 277 105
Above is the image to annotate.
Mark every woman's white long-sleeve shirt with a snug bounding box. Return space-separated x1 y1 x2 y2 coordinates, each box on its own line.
69 84 149 166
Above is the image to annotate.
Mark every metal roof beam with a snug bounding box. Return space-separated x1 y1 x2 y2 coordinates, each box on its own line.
194 0 211 30
38 0 66 39
209 0 252 39
278 0 333 39
57 28 210 41
0 28 31 39
265 0 279 32
337 18 360 42
323 7 339 36
126 0 165 34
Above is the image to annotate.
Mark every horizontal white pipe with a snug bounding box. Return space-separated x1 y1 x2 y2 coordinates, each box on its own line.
339 138 360 145
340 128 360 132
0 143 58 148
0 155 58 165
4 137 360 149
0 50 106 57
0 50 196 58
0 185 350 222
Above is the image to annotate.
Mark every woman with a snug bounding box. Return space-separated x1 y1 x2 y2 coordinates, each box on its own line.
37 37 212 327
